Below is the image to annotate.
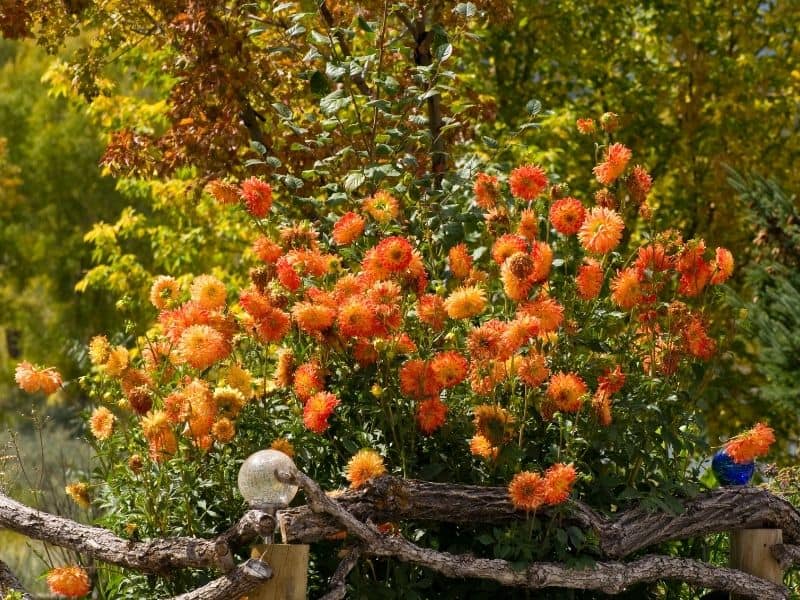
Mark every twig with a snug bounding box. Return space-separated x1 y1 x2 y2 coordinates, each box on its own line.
0 490 267 574
290 472 788 599
169 559 272 600
0 559 32 600
278 475 800 559
320 546 362 600
318 1 371 96
771 543 800 570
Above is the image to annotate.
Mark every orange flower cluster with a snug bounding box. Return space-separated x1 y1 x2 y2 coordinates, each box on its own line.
591 365 625 426
303 391 340 434
509 164 548 201
508 463 578 511
46 565 91 598
724 423 775 464
593 143 631 186
83 119 746 506
239 177 273 218
345 449 386 488
15 361 62 394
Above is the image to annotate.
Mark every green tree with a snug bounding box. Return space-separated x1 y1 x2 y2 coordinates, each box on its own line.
0 39 129 411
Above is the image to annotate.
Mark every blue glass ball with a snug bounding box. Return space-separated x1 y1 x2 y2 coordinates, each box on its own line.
712 449 755 486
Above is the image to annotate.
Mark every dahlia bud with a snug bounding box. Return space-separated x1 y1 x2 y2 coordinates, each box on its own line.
594 189 617 210
128 454 144 473
550 183 569 200
600 112 620 133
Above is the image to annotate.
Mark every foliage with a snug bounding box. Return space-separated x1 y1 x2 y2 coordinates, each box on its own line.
71 114 738 597
0 39 130 416
479 1 800 258
720 173 800 450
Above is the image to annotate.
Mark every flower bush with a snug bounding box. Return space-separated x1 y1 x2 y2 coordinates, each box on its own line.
21 117 742 596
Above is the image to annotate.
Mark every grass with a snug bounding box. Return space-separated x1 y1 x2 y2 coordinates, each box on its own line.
1 418 92 593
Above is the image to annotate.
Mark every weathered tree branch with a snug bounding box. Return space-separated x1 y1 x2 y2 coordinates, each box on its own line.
0 558 32 600
289 472 789 599
318 1 371 96
0 491 263 574
3 474 800 598
279 476 800 559
770 544 800 570
169 559 272 600
319 545 362 600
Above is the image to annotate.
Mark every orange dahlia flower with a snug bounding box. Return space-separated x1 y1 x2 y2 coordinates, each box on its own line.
576 118 596 134
444 286 486 320
46 565 91 598
149 275 180 310
578 207 625 254
293 362 325 402
517 208 539 240
292 301 337 333
546 372 588 413
448 243 473 279
363 190 400 223
610 268 643 310
592 143 631 185
190 274 227 310
337 298 379 338
469 434 498 460
177 324 230 370
417 294 447 330
549 197 586 236
430 351 468 389
252 236 283 264
542 463 577 505
508 471 545 511
724 423 775 464
206 179 240 204
254 307 292 343
509 164 548 201
345 449 386 488
491 234 527 265
89 406 115 440
416 397 447 435
576 259 603 300
474 172 500 209
332 211 366 245
240 177 273 218
711 247 734 284
374 236 413 272
15 361 62 394
517 352 549 387
303 391 340 434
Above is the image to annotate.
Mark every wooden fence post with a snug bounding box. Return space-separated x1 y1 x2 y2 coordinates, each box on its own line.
249 544 310 600
730 529 783 599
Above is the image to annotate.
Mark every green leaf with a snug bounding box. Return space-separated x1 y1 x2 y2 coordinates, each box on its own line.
525 99 543 116
282 175 304 190
454 2 478 18
319 90 351 115
309 70 329 96
356 15 374 32
435 43 453 62
343 171 366 192
271 102 293 120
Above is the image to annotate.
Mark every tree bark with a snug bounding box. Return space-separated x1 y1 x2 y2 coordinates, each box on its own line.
0 559 32 600
169 559 272 600
278 476 800 559
289 472 789 599
3 474 800 599
0 491 262 574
